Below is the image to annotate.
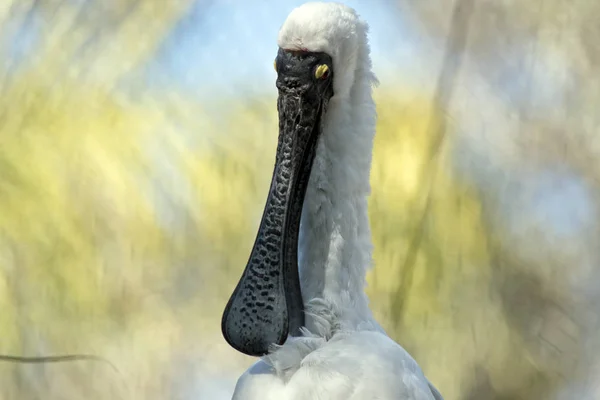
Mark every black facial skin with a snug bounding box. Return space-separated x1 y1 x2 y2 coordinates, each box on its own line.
221 48 334 357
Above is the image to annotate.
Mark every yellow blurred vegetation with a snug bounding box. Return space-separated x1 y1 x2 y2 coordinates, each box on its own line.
0 71 557 399
0 1 595 399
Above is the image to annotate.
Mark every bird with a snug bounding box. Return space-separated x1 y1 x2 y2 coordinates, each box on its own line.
221 2 444 399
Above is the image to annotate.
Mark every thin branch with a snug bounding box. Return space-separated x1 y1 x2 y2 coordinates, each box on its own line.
0 354 120 374
392 0 475 328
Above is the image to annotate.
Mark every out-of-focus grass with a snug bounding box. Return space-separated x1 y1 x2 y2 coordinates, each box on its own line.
1 1 598 398
0 70 567 399
0 64 462 398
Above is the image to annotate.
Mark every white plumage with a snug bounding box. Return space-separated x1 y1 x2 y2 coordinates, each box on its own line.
231 2 443 399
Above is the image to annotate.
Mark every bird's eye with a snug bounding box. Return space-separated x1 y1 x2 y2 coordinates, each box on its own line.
315 64 329 79
274 60 277 72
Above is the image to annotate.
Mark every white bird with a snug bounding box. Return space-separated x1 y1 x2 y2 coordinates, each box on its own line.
221 2 444 399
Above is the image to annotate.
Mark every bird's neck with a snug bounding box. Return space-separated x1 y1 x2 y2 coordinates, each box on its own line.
298 62 378 334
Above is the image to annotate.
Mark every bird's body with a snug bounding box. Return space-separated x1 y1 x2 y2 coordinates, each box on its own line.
222 2 443 399
234 330 442 400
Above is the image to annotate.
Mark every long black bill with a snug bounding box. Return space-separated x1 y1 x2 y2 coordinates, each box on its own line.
221 48 334 357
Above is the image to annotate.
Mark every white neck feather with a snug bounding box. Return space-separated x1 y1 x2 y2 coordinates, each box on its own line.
298 35 378 334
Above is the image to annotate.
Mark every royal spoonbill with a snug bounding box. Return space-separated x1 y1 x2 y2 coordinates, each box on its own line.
221 2 444 399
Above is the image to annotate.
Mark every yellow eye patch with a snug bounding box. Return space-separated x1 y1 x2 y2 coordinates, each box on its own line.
274 60 277 71
315 64 329 79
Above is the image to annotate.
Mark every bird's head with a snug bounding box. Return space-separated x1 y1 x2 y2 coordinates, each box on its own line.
222 2 372 357
277 2 367 98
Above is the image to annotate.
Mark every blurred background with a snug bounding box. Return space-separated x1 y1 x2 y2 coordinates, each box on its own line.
0 0 599 399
